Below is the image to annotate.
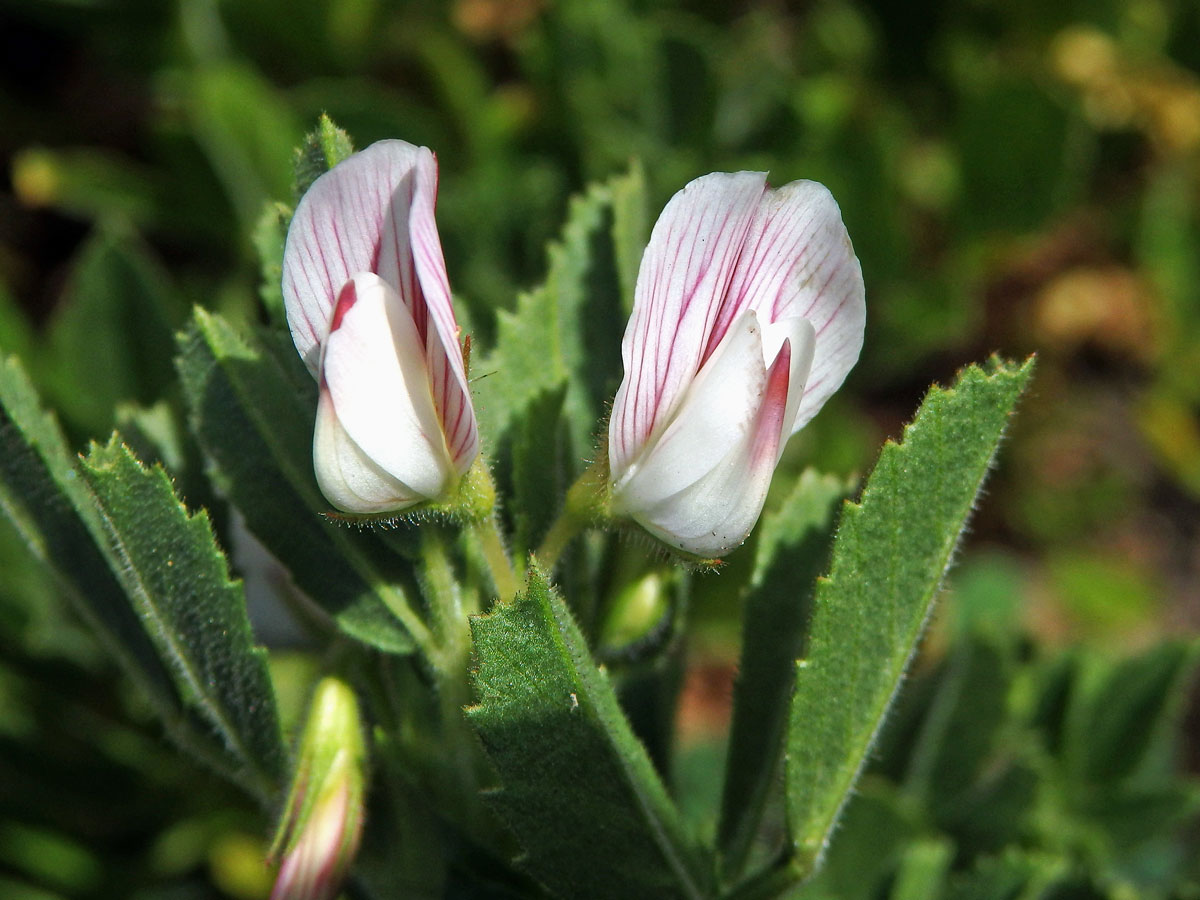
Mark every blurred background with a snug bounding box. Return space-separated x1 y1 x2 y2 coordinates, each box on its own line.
2 0 1199 897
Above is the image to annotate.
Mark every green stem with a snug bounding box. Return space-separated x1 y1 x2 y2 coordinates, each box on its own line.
535 513 585 575
473 515 520 601
419 528 465 646
534 456 611 572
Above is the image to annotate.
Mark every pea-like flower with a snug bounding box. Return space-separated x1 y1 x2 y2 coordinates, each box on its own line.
283 141 479 513
608 171 865 558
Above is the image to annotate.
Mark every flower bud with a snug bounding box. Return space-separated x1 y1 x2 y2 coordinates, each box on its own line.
269 677 366 900
283 140 479 514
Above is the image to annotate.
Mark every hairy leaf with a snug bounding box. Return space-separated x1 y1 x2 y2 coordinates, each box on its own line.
80 439 286 799
467 567 713 899
474 169 640 470
786 357 1035 873
292 113 355 200
177 308 426 654
0 357 182 729
718 470 852 879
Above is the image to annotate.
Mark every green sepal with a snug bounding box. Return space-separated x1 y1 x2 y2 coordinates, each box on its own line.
324 455 497 530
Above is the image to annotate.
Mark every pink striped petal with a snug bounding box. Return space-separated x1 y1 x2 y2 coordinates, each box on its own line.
612 310 814 557
283 138 480 497
723 179 865 432
609 171 767 477
398 151 478 472
282 140 427 374
315 274 455 511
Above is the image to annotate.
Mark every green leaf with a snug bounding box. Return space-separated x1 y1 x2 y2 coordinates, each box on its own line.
786 357 1035 873
889 838 953 900
804 784 918 900
509 385 569 556
609 159 649 316
467 566 713 900
904 636 1011 816
185 62 300 232
252 201 291 326
44 227 184 437
79 438 286 799
292 114 355 200
944 851 1068 900
176 308 425 654
474 169 634 470
1067 642 1196 786
0 282 36 363
0 357 181 729
718 470 852 879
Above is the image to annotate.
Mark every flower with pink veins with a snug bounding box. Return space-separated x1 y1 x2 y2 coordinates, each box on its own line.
282 140 479 514
608 171 865 558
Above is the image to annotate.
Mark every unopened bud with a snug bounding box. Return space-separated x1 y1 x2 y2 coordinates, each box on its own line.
269 677 366 900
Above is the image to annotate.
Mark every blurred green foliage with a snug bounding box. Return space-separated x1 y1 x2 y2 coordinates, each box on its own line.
2 0 1199 896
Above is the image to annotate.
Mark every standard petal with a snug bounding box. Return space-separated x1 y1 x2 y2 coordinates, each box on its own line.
313 389 423 513
721 179 865 433
403 150 479 473
320 273 455 503
283 140 426 375
609 171 768 477
613 308 768 512
622 325 797 558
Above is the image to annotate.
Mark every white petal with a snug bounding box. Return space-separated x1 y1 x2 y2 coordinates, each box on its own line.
313 387 423 513
612 309 767 508
616 311 799 557
283 140 426 375
320 273 454 503
400 150 479 473
609 171 767 478
724 179 864 433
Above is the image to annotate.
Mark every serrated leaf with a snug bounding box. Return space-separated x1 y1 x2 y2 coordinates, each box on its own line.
467 567 713 900
474 170 632 469
176 307 425 654
786 357 1035 873
0 356 182 729
79 438 286 799
718 470 852 879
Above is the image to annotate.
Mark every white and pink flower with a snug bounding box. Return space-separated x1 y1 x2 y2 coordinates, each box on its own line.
283 141 479 513
608 172 865 558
